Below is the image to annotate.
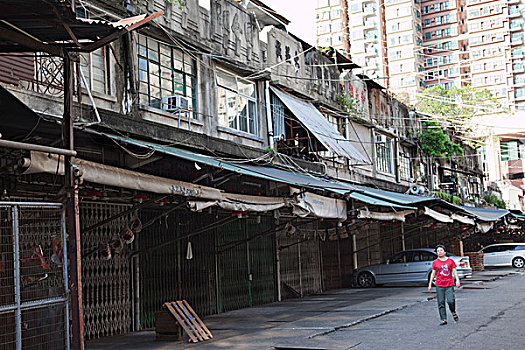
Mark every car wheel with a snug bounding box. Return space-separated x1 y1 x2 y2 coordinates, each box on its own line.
512 257 525 268
357 272 376 288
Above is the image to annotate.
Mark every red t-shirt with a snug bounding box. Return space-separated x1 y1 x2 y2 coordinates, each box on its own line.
432 258 456 287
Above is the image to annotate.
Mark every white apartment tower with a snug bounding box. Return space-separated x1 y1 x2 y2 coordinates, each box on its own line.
317 0 525 110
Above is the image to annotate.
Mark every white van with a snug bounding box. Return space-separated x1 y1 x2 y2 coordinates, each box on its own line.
479 243 525 268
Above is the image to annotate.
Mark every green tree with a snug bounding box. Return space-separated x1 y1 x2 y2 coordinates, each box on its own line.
336 91 364 120
417 85 500 121
418 120 463 158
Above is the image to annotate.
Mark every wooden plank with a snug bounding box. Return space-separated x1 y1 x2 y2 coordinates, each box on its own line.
172 301 207 341
175 301 210 340
170 302 204 342
182 300 213 339
164 303 199 343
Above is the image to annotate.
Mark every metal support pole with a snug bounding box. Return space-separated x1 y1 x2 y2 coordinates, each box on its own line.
62 210 71 350
298 237 303 297
352 234 358 270
275 223 282 302
63 52 84 350
459 240 464 257
401 222 406 251
13 206 21 350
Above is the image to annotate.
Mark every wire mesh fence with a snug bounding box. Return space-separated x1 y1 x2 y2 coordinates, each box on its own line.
0 203 69 350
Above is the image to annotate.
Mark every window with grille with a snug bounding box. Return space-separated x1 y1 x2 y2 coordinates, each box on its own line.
375 134 394 174
399 150 413 180
137 34 197 118
76 8 109 95
216 69 258 135
80 48 109 94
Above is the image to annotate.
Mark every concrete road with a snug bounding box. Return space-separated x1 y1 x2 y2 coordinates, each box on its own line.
87 268 525 350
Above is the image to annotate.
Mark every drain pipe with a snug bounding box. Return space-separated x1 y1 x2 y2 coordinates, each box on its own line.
0 139 77 156
78 67 101 127
265 81 274 149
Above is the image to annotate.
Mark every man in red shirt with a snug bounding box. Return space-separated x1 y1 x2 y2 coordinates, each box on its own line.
427 244 461 325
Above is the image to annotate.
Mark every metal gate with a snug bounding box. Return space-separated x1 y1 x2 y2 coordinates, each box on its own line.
0 202 69 350
217 216 276 312
80 202 133 339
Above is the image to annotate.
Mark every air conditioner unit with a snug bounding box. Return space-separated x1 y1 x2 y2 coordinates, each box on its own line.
376 134 388 143
470 177 481 184
409 184 427 195
161 95 190 114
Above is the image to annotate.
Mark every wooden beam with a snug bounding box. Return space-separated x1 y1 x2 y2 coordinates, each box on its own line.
0 26 63 57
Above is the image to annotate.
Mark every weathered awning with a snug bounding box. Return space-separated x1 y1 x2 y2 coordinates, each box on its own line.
357 208 415 222
290 189 347 220
108 134 356 192
511 212 525 220
24 151 346 219
457 205 509 222
270 87 369 163
451 213 475 225
24 151 223 200
424 207 453 223
353 185 435 205
349 192 416 210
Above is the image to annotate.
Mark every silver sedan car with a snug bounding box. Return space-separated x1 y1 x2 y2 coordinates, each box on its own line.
354 248 472 288
479 243 525 268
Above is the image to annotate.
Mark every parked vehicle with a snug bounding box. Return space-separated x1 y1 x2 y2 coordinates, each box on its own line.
478 243 525 268
354 248 472 288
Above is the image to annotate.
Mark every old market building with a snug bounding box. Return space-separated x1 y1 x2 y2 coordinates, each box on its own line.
0 0 514 348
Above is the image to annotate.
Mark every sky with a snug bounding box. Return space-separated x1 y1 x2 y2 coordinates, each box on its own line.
261 0 317 46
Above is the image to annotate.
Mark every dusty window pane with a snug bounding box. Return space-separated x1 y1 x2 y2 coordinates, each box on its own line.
238 96 248 132
217 87 227 127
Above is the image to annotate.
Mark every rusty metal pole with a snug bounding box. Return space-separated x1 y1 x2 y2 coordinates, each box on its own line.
341 0 351 59
63 51 84 350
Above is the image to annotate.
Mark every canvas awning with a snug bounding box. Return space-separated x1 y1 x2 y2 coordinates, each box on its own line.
290 188 347 220
270 87 369 163
24 151 223 200
188 193 291 213
357 208 415 222
451 213 475 226
424 207 453 223
23 151 346 219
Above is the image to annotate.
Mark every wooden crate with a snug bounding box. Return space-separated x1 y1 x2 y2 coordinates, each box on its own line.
155 311 183 341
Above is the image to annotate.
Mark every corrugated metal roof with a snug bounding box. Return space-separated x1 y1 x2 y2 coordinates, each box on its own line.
270 87 369 164
352 185 435 205
349 192 416 209
0 1 161 53
108 135 356 192
106 135 439 208
457 205 509 222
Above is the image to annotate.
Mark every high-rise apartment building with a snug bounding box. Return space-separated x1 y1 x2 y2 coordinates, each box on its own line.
421 0 467 91
384 0 425 99
508 0 525 110
316 0 348 54
463 0 510 105
317 0 525 110
347 0 387 80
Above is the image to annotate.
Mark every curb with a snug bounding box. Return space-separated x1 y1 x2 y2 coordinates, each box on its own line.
308 297 432 339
